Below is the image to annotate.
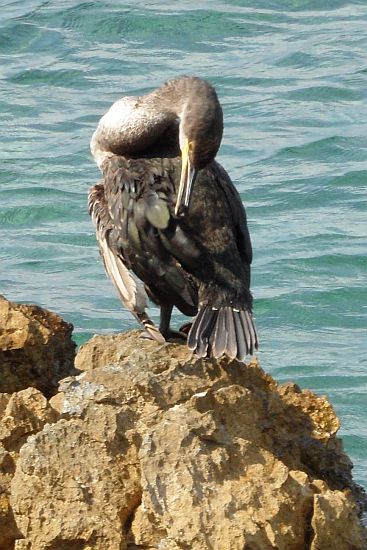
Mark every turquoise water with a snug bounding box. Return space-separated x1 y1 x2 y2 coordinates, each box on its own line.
1 1 366 488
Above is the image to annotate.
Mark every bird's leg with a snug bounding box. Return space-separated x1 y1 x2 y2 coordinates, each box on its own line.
159 304 172 336
159 304 187 341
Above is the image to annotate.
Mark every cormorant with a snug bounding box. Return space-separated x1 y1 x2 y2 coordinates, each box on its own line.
89 76 258 361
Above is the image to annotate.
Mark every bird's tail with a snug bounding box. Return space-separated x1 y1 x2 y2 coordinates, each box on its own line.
187 305 258 361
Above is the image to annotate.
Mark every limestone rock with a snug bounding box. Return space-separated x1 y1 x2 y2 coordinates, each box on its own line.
10 331 367 550
0 295 76 396
0 388 58 550
311 483 365 550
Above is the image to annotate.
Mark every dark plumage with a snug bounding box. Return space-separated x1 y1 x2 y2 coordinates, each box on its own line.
89 76 258 360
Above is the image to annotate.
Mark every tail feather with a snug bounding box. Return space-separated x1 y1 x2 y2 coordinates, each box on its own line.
197 307 218 357
241 309 258 354
211 308 227 359
225 307 237 359
233 310 248 362
239 310 252 355
188 305 258 361
187 307 206 350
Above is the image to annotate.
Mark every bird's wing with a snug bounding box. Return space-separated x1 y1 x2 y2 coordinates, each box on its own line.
88 182 164 342
176 161 258 360
99 156 199 317
212 161 253 267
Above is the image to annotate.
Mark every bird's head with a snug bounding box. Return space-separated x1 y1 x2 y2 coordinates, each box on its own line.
175 79 223 217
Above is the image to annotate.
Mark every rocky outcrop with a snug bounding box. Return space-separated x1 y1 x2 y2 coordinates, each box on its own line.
0 296 75 550
7 331 366 550
0 296 76 396
0 388 58 550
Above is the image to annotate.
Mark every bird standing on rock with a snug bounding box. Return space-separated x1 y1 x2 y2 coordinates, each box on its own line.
89 76 258 361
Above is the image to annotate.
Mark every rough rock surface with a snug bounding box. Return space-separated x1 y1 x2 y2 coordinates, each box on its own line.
0 388 58 550
8 331 366 550
0 295 76 396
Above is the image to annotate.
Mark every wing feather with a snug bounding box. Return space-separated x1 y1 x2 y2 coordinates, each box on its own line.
88 182 164 343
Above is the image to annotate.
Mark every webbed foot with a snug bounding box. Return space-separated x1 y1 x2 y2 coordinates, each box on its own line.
139 329 165 344
161 328 187 342
179 322 192 335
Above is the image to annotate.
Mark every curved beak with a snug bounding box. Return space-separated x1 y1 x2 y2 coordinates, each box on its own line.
175 138 197 217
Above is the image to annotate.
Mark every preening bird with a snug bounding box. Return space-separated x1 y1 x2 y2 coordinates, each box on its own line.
89 76 258 361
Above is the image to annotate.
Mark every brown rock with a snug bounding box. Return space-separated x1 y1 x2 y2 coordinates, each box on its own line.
9 332 367 549
0 388 58 550
311 484 365 550
0 296 76 396
0 442 19 550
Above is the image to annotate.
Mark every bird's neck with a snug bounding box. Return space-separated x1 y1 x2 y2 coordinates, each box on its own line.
90 129 114 169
